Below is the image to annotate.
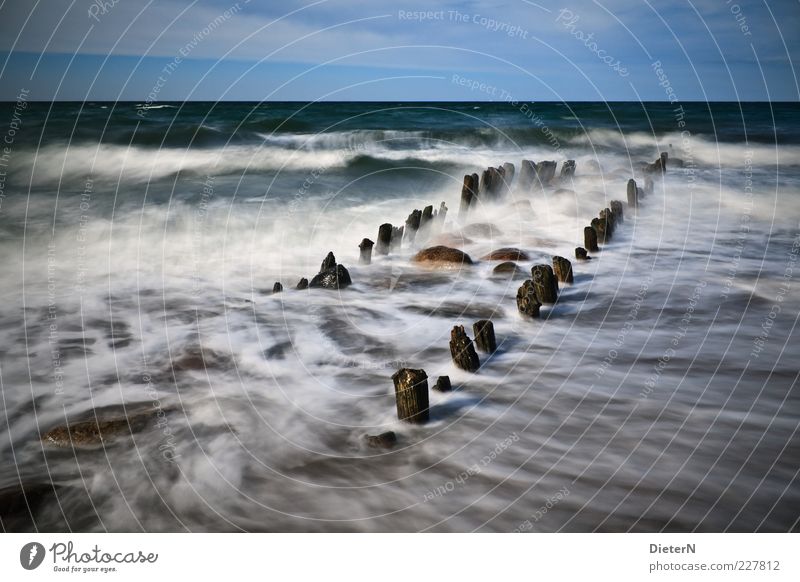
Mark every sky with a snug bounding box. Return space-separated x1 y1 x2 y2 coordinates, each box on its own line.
0 0 798 101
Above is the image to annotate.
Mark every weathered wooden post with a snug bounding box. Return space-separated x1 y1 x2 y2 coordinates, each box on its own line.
644 176 654 195
273 282 283 293
610 200 624 223
627 178 638 208
502 162 515 193
575 247 589 260
459 174 477 220
391 226 404 252
296 277 309 290
392 368 429 424
404 209 422 246
657 152 668 173
537 161 557 185
600 208 615 238
519 159 537 190
434 376 452 392
560 159 576 179
584 226 599 252
358 238 374 265
531 264 559 304
552 256 574 284
516 280 541 318
377 223 392 255
592 217 608 244
473 320 497 353
421 205 434 230
449 325 480 372
434 201 448 231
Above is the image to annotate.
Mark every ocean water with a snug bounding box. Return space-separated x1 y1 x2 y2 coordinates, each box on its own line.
0 101 798 532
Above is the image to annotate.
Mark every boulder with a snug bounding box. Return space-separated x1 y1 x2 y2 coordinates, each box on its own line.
482 248 530 261
412 246 473 267
364 431 397 449
309 251 352 289
492 262 526 278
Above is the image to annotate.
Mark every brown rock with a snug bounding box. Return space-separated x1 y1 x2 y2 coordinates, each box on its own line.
482 248 530 261
412 246 473 267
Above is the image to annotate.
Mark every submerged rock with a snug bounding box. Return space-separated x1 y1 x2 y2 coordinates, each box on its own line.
413 246 473 267
492 261 526 278
40 407 162 448
364 431 397 449
482 247 530 261
461 223 502 239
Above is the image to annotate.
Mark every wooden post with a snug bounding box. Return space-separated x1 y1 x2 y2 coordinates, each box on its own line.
459 174 477 219
434 376 452 392
645 176 654 195
584 226 599 252
273 282 283 293
358 238 374 265
600 208 615 238
449 325 480 372
502 162 515 194
404 209 422 246
519 160 537 190
575 247 589 260
552 256 574 284
473 320 497 353
658 152 668 173
421 205 434 230
627 179 638 208
392 368 429 424
516 280 541 318
390 226 404 252
296 277 309 290
610 200 624 223
435 201 448 231
560 159 576 179
531 264 559 304
377 223 392 255
591 217 608 244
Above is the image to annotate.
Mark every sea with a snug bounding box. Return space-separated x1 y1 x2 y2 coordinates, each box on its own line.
0 101 798 532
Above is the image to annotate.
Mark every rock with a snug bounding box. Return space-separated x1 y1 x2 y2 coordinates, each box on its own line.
449 325 480 372
434 376 452 392
516 280 541 318
308 252 352 289
482 248 530 261
296 277 309 290
41 408 160 447
171 345 232 372
430 232 473 247
320 251 337 272
575 247 590 260
552 256 574 284
412 246 473 267
364 431 397 449
309 264 352 289
492 262 526 278
272 282 283 294
461 223 501 239
531 264 559 304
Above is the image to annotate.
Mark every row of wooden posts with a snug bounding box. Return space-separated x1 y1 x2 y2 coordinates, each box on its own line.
390 153 667 426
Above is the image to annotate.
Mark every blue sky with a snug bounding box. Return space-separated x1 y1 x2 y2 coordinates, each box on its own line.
0 0 798 101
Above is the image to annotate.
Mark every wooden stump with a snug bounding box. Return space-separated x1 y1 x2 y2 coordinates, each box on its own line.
272 282 283 293
584 225 599 252
600 208 615 237
358 238 374 265
473 320 497 353
610 200 624 223
536 161 557 186
516 280 541 318
377 223 392 255
404 209 422 246
592 217 608 244
391 226 404 252
560 159 576 179
575 247 589 260
459 174 477 220
645 176 654 195
519 159 537 190
449 325 480 372
392 368 429 424
421 205 434 230
296 277 308 290
627 179 638 208
434 376 452 392
502 162 515 193
657 152 668 173
552 256 574 284
531 264 559 304
434 201 448 231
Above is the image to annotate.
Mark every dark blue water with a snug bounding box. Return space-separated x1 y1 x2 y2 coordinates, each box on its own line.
0 101 798 532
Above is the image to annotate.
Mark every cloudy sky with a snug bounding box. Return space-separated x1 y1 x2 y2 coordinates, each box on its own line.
0 0 797 101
